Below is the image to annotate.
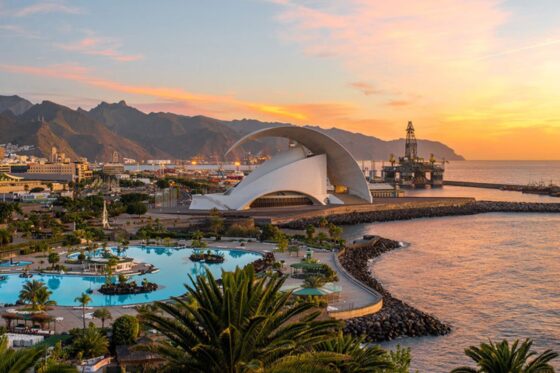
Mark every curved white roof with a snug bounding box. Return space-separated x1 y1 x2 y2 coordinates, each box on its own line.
227 126 372 203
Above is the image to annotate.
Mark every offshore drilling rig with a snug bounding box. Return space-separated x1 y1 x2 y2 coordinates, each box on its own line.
381 121 445 187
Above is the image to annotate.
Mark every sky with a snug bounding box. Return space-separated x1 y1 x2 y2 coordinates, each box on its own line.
1 0 560 160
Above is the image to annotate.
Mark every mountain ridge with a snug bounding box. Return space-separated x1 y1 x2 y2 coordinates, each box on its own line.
0 95 464 162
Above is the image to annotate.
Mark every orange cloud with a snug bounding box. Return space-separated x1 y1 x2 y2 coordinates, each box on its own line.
0 62 399 137
387 100 411 107
271 0 560 159
0 63 313 121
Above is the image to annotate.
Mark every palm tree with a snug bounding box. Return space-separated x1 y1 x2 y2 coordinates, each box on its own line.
0 335 45 373
138 266 340 372
451 339 558 373
71 324 109 359
312 332 392 372
19 280 48 310
35 286 56 310
74 293 92 329
92 308 112 329
303 276 327 289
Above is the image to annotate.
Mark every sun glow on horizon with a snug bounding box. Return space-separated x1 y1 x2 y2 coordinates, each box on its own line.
1 0 560 159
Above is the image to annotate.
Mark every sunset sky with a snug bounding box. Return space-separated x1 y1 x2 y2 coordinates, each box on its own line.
1 0 560 160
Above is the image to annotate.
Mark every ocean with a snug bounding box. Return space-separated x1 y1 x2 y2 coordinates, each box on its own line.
343 160 560 372
401 160 560 203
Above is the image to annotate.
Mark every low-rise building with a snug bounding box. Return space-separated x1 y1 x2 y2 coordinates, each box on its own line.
102 163 125 176
0 173 64 193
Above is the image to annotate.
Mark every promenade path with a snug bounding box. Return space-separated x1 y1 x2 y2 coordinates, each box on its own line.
0 239 379 332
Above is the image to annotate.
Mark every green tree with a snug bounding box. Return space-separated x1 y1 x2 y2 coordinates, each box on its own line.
303 275 327 289
112 315 140 346
276 235 289 252
74 293 92 329
305 224 316 241
156 179 170 189
92 308 112 329
311 332 392 372
259 224 280 242
35 286 56 310
104 258 118 283
126 201 147 215
71 323 109 359
327 223 343 241
0 335 45 373
317 232 328 245
191 230 207 248
208 208 224 240
451 339 558 373
385 345 414 373
0 229 12 246
118 273 128 285
138 266 340 372
47 252 60 269
0 202 20 224
19 280 49 310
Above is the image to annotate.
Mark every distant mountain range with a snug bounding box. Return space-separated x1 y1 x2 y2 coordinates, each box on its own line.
0 95 464 162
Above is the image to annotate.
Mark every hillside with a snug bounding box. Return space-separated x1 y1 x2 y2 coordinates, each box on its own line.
0 95 33 116
0 95 464 161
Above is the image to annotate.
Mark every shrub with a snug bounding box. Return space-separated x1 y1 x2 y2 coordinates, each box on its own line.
126 201 147 215
63 233 81 246
225 224 260 238
112 315 139 346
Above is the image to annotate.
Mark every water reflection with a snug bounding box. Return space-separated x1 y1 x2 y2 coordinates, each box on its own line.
344 213 560 372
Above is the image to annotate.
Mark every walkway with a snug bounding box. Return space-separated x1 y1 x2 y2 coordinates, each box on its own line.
0 238 382 332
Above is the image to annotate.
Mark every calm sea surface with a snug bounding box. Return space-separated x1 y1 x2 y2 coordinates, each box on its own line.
397 160 560 203
344 214 560 372
344 161 560 372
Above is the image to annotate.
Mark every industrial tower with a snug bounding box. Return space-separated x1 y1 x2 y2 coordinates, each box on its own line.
404 121 417 160
381 121 445 187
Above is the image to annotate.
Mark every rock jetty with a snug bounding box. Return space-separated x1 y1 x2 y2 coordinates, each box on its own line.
340 236 451 342
282 201 560 228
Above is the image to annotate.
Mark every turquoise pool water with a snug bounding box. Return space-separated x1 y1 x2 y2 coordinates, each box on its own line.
0 246 261 307
0 260 33 267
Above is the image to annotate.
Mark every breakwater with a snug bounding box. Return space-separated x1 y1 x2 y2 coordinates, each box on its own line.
340 236 451 342
280 201 560 228
444 180 523 190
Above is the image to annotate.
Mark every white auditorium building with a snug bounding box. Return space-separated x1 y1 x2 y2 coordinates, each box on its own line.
189 126 372 210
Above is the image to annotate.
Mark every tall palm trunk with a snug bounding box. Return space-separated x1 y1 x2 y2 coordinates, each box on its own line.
82 305 86 329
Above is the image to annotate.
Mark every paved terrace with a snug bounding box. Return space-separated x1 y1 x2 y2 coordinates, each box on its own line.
149 196 475 225
0 239 380 332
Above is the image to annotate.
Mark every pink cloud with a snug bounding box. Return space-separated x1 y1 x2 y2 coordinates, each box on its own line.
12 1 82 17
56 36 143 62
0 63 395 134
349 82 381 96
274 1 509 74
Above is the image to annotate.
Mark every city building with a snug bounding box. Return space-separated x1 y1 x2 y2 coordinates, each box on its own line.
0 173 64 193
369 183 404 198
102 163 125 176
190 126 372 210
26 161 92 182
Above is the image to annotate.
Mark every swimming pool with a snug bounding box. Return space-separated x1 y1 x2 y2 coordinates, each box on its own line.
0 246 261 307
0 260 33 267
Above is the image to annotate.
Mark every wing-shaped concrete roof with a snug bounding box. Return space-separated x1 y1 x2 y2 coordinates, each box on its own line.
226 126 372 203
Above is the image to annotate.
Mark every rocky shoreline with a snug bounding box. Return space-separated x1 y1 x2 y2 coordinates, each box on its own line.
281 200 560 228
340 236 451 342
